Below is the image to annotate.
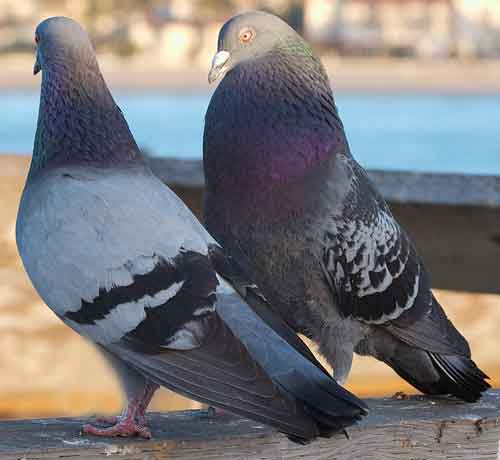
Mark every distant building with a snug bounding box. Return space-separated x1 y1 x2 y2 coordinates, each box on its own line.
304 0 456 56
0 0 497 59
304 0 500 57
454 0 500 57
128 19 157 51
0 0 37 51
455 0 500 27
0 0 36 23
303 0 343 45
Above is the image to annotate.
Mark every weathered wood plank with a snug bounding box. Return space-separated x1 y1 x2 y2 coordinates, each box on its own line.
1 391 499 460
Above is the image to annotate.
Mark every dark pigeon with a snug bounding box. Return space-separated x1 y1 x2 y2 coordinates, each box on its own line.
16 16 367 442
203 10 489 402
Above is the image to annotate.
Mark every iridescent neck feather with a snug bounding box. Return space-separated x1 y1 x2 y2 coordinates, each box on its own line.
30 56 138 178
204 43 350 195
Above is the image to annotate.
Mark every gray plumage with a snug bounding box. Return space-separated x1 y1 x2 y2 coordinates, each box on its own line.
203 11 489 402
17 16 367 441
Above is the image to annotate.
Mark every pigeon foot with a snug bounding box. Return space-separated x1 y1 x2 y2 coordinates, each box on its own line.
83 381 158 439
83 419 151 439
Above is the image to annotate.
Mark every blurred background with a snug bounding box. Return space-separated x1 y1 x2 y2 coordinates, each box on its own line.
0 0 499 420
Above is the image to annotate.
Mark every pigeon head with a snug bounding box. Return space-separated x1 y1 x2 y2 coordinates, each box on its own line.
29 17 138 178
204 11 349 198
208 11 303 84
34 17 97 76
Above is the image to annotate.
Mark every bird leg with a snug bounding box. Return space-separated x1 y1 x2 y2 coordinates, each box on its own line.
83 382 159 439
94 382 159 426
135 381 159 426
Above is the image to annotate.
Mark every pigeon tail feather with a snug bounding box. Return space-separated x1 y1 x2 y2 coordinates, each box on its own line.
427 353 490 402
380 343 490 403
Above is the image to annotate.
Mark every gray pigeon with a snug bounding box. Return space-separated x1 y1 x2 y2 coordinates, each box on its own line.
203 11 489 402
16 17 367 441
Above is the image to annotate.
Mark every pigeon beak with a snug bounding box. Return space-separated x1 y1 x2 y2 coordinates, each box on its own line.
33 50 41 75
208 50 230 84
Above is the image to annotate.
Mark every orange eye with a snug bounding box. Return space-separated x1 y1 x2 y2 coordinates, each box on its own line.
239 28 254 43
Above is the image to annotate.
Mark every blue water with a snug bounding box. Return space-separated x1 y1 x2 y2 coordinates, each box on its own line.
1 90 499 175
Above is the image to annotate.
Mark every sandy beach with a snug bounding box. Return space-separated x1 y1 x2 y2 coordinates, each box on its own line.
1 154 499 419
1 54 500 94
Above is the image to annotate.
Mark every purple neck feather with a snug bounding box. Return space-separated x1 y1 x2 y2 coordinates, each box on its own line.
203 49 349 199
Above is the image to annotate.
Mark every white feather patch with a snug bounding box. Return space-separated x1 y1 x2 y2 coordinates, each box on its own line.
163 320 205 350
193 305 215 316
67 281 184 344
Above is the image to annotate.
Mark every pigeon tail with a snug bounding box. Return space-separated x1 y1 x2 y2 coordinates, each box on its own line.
387 349 489 403
427 353 490 402
367 324 490 403
213 291 369 440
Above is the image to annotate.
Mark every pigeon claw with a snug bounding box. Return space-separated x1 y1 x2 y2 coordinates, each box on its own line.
82 420 152 439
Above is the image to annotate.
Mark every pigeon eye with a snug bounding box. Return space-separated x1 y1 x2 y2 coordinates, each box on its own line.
34 35 39 44
239 28 254 43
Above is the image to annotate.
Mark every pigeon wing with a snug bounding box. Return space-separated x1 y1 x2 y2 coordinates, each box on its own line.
322 155 468 356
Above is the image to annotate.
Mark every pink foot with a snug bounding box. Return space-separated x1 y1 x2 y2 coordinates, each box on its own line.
83 381 158 439
82 420 151 439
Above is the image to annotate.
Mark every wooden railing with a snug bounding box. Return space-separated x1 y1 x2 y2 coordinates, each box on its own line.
1 391 499 460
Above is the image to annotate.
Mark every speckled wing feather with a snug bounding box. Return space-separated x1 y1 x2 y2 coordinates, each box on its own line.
322 155 426 324
322 155 480 357
319 155 490 401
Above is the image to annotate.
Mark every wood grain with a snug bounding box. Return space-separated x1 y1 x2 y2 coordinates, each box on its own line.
1 392 499 460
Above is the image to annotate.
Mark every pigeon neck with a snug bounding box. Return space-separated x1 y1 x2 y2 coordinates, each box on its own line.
29 62 138 178
204 48 350 195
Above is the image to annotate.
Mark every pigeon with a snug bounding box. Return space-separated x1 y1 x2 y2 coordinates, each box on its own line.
16 16 367 441
203 11 490 402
